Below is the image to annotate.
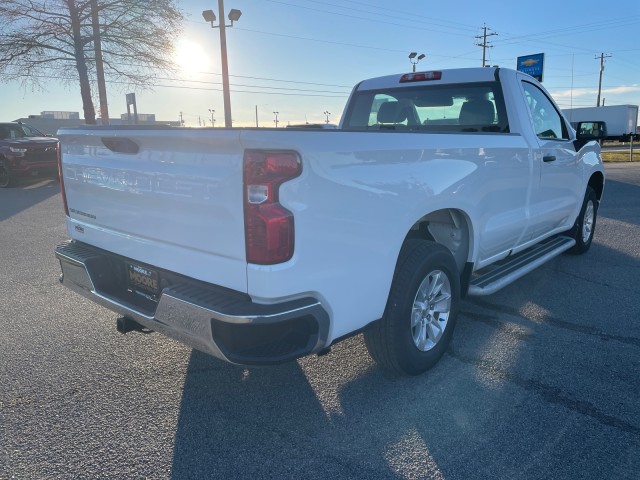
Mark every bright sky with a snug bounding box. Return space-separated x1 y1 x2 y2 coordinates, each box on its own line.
2 0 639 127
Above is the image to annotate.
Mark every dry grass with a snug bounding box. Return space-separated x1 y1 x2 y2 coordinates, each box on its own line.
601 150 636 162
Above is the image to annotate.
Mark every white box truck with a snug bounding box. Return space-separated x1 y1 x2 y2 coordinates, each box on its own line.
562 105 639 141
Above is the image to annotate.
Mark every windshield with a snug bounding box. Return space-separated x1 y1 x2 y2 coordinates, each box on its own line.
343 81 508 133
0 124 45 140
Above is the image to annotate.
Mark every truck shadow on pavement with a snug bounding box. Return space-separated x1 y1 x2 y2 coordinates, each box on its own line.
0 178 60 221
170 178 640 479
170 342 413 479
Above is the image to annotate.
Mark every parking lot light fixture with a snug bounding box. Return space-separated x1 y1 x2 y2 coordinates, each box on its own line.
202 9 216 24
203 1 241 127
228 9 241 24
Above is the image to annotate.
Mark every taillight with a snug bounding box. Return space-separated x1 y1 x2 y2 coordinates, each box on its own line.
400 71 442 83
57 142 69 216
243 150 301 264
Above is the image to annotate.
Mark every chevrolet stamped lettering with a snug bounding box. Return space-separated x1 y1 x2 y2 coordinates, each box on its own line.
54 67 605 376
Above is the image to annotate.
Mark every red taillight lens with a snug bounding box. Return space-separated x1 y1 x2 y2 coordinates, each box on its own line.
400 71 442 83
244 150 301 264
57 142 69 216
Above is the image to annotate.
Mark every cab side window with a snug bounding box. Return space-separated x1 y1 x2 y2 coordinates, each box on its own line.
522 81 568 140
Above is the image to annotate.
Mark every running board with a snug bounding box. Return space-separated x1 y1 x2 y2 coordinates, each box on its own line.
468 236 576 296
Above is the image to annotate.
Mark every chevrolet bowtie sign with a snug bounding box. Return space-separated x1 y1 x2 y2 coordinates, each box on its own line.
517 53 545 82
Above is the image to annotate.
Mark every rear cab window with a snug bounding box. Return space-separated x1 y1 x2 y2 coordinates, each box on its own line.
342 82 509 133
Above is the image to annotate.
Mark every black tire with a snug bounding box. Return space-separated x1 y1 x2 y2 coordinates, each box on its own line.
0 164 12 188
364 239 460 376
566 187 598 255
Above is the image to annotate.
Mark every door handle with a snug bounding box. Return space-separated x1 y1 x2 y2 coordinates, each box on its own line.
543 155 556 163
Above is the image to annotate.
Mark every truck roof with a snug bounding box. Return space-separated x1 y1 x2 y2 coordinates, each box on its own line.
356 67 505 91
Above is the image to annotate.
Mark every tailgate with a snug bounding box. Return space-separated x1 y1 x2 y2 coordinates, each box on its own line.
57 127 247 293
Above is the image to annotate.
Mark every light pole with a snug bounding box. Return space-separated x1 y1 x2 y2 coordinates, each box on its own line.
273 112 279 128
408 52 425 72
324 111 331 124
208 108 216 127
203 2 242 127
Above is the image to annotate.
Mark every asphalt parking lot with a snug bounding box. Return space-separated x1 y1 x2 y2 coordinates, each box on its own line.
1 163 639 479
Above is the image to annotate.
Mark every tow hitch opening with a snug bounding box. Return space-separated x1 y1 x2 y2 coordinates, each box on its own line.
116 316 152 335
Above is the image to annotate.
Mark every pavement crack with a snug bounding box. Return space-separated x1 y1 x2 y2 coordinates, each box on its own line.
450 351 640 437
466 298 640 348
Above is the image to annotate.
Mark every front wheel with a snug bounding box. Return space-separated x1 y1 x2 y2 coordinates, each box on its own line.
0 164 13 188
567 187 598 254
364 240 460 376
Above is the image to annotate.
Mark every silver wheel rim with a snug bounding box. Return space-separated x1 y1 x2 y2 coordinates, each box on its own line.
582 200 595 244
411 270 452 352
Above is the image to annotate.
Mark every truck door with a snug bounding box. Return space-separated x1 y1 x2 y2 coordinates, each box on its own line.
521 80 582 240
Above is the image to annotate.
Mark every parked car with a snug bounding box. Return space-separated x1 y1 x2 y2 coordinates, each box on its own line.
0 122 59 188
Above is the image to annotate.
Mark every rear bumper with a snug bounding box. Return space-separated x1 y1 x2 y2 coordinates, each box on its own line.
54 240 330 365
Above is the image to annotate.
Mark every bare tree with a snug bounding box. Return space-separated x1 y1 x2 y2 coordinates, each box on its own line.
0 0 184 123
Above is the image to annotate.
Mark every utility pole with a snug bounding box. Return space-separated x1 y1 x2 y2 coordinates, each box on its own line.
273 111 279 128
595 53 612 107
90 0 109 125
475 24 497 67
324 111 331 124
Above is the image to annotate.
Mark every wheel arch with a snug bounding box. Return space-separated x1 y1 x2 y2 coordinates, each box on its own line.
403 208 473 275
588 171 605 202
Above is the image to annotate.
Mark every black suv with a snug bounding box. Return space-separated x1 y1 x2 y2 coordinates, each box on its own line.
0 122 59 188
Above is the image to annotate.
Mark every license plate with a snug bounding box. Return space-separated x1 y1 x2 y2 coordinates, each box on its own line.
127 263 160 296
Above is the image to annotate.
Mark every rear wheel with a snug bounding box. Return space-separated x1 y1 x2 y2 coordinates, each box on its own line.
364 240 460 376
0 164 12 188
567 187 598 254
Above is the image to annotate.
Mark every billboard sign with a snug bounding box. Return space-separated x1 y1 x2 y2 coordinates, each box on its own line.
517 53 544 82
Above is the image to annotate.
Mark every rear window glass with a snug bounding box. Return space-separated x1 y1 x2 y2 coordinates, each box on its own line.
342 81 508 133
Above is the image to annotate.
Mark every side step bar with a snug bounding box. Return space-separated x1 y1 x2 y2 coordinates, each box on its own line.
468 236 576 296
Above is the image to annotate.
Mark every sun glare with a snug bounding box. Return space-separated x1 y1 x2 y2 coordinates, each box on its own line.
175 39 209 74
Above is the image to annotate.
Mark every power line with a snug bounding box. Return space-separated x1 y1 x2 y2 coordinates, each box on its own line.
234 27 479 62
150 75 350 94
299 0 479 32
494 15 640 45
9 73 349 98
258 0 473 38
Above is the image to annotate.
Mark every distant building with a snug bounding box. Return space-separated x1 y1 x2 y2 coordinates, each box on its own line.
40 111 80 120
120 113 156 123
13 111 179 135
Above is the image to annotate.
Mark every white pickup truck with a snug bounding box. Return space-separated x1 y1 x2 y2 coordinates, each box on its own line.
55 67 605 375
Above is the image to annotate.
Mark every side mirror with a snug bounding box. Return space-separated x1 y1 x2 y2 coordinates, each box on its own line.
575 121 607 141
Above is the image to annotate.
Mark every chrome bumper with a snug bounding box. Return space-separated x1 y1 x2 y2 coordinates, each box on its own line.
54 241 330 365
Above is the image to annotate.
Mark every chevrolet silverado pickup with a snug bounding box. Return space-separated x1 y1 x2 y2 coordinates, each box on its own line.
54 67 605 375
